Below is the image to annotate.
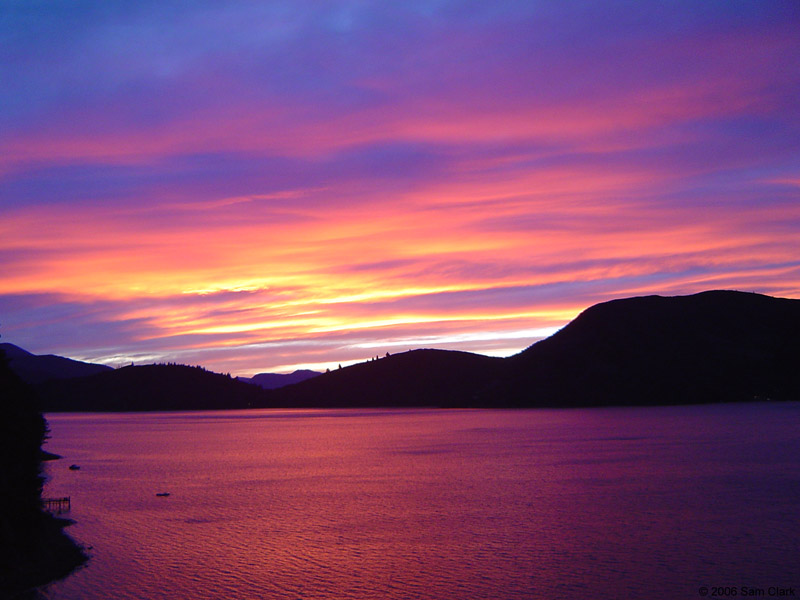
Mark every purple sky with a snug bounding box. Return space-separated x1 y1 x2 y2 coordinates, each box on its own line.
1 1 799 374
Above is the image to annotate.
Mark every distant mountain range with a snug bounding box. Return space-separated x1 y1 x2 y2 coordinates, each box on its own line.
6 290 799 411
239 370 321 389
0 343 320 410
0 343 113 385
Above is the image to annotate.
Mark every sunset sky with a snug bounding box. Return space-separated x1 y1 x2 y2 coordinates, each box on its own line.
2 1 799 375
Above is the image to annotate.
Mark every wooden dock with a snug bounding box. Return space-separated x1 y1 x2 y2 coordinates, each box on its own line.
42 497 71 514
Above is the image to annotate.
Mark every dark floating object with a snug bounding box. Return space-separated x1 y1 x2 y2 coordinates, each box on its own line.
155 492 170 497
69 464 80 470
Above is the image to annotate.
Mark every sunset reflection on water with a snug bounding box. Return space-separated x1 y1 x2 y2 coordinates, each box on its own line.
41 405 800 600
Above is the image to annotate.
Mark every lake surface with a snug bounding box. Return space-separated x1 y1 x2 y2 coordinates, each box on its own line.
39 404 800 600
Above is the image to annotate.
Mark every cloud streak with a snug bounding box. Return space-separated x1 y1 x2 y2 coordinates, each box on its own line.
1 1 799 374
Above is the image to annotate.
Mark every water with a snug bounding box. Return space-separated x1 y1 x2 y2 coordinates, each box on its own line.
39 404 800 600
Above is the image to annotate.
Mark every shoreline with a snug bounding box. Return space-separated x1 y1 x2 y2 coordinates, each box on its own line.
4 512 88 600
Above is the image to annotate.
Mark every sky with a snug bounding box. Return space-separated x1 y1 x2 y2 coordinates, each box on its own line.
1 1 799 375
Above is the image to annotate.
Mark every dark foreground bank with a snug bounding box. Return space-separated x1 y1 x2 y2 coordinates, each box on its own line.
0 348 86 599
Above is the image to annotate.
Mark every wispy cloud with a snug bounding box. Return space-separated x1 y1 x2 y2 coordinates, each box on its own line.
1 1 799 374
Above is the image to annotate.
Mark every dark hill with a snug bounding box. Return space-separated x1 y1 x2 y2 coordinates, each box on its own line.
489 290 800 406
273 290 800 408
0 347 86 593
1 342 113 385
241 369 321 389
26 290 800 411
38 364 272 412
274 349 504 407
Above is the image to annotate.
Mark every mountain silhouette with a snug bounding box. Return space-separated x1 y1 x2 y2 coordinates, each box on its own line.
240 369 321 389
273 290 800 407
274 349 504 407
39 364 271 412
489 290 800 406
1 342 112 385
26 290 800 411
